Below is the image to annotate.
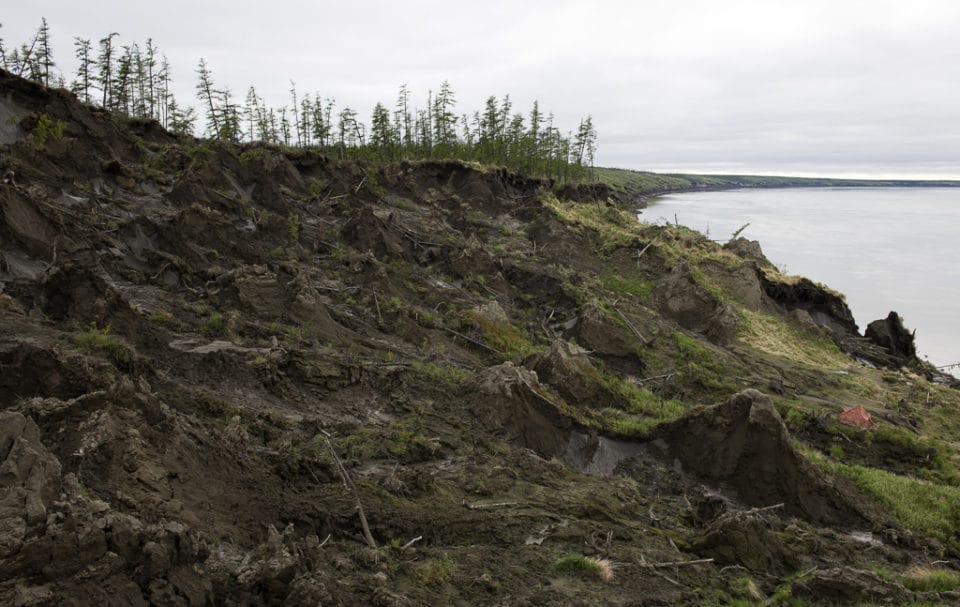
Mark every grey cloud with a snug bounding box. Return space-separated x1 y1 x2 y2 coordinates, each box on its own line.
3 0 958 178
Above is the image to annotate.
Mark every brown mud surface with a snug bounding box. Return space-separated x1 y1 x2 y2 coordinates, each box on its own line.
2 69 960 605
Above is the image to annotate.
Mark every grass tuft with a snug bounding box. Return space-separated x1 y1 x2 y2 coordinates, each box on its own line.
899 566 960 592
417 557 456 586
551 554 614 582
71 323 135 369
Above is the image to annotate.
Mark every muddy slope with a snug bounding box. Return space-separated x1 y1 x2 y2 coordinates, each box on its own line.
2 69 959 606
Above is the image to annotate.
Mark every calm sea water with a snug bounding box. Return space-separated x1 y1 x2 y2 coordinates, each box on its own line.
645 187 960 368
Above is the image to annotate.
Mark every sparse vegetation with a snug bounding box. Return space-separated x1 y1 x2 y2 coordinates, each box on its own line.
782 406 807 431
287 212 300 241
899 566 960 592
148 310 174 324
202 312 226 336
807 448 960 542
32 113 66 147
410 361 470 388
5 53 960 606
382 296 409 315
551 554 614 582
601 272 652 299
461 309 538 362
416 557 456 586
71 323 135 369
739 309 847 369
596 370 685 420
673 332 737 396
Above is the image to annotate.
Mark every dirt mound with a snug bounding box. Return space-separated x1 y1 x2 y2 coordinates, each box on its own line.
468 362 573 457
341 206 408 260
0 341 98 401
759 271 858 336
0 412 61 535
790 567 916 604
651 389 865 525
0 410 211 603
723 237 773 267
524 339 615 406
653 261 739 343
701 260 767 311
574 301 641 358
553 182 612 203
690 514 800 575
865 311 917 365
1 188 61 259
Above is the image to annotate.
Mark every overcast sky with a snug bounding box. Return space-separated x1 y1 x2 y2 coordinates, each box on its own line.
3 1 959 178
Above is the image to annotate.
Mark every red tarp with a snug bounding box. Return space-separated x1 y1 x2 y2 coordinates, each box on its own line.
838 405 875 429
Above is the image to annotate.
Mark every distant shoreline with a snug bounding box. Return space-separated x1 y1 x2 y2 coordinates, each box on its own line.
593 167 960 208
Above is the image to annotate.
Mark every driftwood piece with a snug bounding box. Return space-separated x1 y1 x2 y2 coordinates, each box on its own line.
613 306 649 345
400 535 423 550
642 557 715 569
323 432 377 549
372 288 383 322
444 327 504 356
635 237 660 266
465 501 520 510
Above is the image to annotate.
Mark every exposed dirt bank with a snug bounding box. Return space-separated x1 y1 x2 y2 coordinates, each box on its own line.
2 69 960 605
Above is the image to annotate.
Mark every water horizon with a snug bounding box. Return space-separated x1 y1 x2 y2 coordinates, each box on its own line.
645 187 959 369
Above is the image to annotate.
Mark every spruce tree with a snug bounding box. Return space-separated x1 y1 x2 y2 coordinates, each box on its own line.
395 83 413 156
144 39 157 117
72 37 94 104
97 33 118 108
370 102 392 159
195 58 221 137
36 18 54 87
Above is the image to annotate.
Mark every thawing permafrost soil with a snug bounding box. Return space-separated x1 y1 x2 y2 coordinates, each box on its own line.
1 69 960 605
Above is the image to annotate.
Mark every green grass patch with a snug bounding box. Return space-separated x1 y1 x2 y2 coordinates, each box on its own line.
416 557 456 586
899 566 960 592
602 411 666 437
600 273 652 299
551 554 614 582
238 148 266 167
385 419 441 462
806 448 960 542
71 323 135 369
540 194 640 252
461 310 538 362
595 370 685 419
202 312 225 336
738 308 848 369
382 296 409 315
410 361 470 388
780 406 807 432
672 332 737 396
148 310 174 324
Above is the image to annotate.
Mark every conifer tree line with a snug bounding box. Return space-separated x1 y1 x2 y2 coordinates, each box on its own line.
1 20 197 135
2 19 597 180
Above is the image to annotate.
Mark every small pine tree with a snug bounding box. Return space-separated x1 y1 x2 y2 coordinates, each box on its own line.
36 18 55 87
72 37 94 103
96 33 118 108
